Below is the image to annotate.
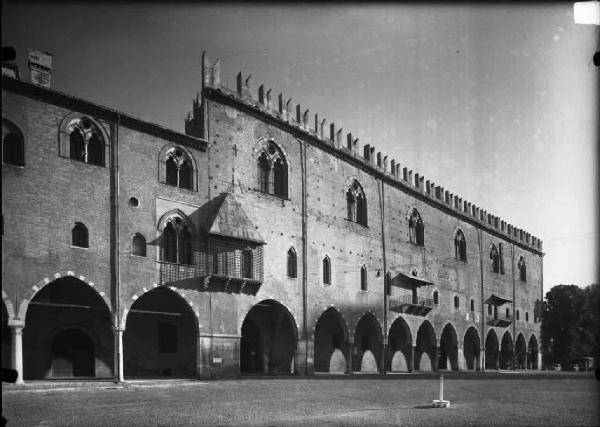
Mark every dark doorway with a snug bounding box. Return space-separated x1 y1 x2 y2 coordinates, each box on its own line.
463 326 480 370
51 329 95 377
485 330 499 370
438 324 458 371
240 318 262 373
124 287 198 378
528 335 539 369
515 334 527 369
314 308 348 373
500 332 513 369
240 300 297 375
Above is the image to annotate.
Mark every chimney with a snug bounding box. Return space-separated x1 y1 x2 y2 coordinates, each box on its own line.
28 50 53 87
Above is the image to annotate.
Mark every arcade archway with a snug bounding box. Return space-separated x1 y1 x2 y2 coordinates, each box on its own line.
438 323 458 371
463 326 480 370
528 335 539 370
354 313 382 372
415 320 436 371
240 300 297 375
387 316 412 372
124 287 198 378
314 308 348 373
485 330 499 370
515 333 527 369
500 331 513 369
23 277 113 379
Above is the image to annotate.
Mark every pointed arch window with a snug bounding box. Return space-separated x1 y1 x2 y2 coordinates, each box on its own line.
490 244 500 273
385 271 392 296
408 208 424 246
287 247 297 278
470 299 475 312
433 290 439 305
346 180 367 226
256 141 288 198
163 147 193 190
2 119 25 166
360 265 367 291
516 309 520 321
322 256 331 285
454 295 460 309
64 117 106 166
72 222 89 248
518 256 527 282
454 229 467 262
132 233 147 257
160 216 193 265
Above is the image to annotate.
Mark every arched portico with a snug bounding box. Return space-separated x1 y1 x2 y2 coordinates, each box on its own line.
415 320 436 371
23 276 113 379
500 331 514 369
124 286 199 378
515 333 527 369
387 316 412 372
313 307 349 373
463 326 481 370
240 299 298 375
485 329 499 370
438 323 458 371
353 312 383 372
528 335 539 370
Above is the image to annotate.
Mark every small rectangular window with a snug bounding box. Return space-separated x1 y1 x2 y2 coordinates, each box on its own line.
158 323 177 353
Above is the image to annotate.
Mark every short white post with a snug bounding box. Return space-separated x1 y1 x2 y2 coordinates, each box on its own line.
433 374 450 407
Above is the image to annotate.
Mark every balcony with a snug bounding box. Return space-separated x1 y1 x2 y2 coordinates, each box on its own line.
486 313 513 328
389 295 434 316
158 257 262 296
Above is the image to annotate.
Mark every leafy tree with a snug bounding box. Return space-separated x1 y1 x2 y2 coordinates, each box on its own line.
541 284 599 368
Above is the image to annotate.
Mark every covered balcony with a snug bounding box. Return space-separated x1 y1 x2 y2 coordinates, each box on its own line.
388 271 435 316
485 294 513 327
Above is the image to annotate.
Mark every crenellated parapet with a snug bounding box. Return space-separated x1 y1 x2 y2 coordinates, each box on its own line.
191 52 543 254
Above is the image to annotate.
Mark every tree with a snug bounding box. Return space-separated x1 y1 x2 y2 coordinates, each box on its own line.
541 284 599 369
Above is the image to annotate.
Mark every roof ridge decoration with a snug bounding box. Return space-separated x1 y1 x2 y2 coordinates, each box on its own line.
196 52 542 253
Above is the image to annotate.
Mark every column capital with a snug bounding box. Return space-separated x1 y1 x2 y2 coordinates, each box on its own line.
113 326 126 333
8 318 25 329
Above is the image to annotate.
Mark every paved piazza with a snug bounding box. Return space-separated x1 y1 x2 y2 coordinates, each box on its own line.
2 373 598 426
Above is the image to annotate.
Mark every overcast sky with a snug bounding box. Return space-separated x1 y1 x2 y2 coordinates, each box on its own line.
2 3 598 293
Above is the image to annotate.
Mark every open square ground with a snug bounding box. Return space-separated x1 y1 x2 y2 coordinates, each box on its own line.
2 373 599 426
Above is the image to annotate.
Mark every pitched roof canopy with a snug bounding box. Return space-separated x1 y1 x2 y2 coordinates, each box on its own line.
203 193 265 244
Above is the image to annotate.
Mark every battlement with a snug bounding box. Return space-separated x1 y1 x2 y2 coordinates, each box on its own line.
190 53 543 254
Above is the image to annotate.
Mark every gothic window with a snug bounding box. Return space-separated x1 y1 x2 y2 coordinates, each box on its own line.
163 148 193 190
470 299 475 312
518 256 527 282
346 180 367 226
454 295 460 309
256 141 288 198
516 309 520 321
287 247 297 278
72 222 89 248
525 312 529 322
2 119 24 166
454 229 467 262
385 272 392 296
159 215 193 265
490 244 500 273
360 265 367 291
242 249 253 279
505 307 510 319
433 290 439 305
322 256 331 285
132 233 147 257
408 208 424 246
65 117 106 166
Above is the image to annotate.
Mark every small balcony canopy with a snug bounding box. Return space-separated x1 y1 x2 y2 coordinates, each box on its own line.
202 192 265 244
485 294 512 306
389 271 434 290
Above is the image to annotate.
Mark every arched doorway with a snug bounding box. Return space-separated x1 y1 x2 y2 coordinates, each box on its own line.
500 331 513 369
463 326 480 370
354 313 382 372
240 300 297 375
314 308 348 373
387 316 412 372
515 334 527 369
485 330 499 370
124 287 198 378
2 301 11 369
438 324 458 371
51 329 95 377
528 335 539 370
415 321 436 371
23 277 113 379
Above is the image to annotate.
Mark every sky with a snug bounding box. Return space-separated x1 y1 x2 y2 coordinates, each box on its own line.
2 3 598 293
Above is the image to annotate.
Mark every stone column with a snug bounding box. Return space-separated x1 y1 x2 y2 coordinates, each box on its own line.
294 338 314 376
480 349 486 371
458 346 465 371
113 327 125 383
496 351 500 370
8 319 25 384
433 346 439 372
537 352 542 371
411 346 417 372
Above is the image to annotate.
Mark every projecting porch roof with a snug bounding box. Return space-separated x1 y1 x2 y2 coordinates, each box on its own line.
389 271 434 289
485 294 512 306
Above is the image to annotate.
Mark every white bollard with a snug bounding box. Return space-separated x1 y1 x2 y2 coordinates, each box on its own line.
433 374 450 407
